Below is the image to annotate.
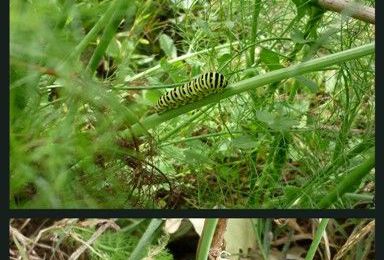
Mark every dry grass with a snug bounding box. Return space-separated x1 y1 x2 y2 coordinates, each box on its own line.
9 218 375 260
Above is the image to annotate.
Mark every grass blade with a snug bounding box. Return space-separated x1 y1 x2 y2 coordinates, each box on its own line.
305 219 330 260
319 152 375 208
196 219 219 260
128 219 163 260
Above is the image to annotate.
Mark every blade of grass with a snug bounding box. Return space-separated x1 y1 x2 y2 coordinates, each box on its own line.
262 219 272 258
86 0 135 73
159 131 242 147
158 105 214 143
284 137 374 208
252 219 268 260
249 0 262 65
318 151 375 208
65 1 127 63
128 219 163 260
196 219 219 260
305 219 330 260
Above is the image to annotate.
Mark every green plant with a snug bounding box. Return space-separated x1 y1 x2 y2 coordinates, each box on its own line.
10 0 375 209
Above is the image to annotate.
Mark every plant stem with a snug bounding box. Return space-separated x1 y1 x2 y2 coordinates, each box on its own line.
318 151 375 208
121 42 374 140
249 0 262 65
86 0 134 73
124 41 240 83
305 219 330 260
316 0 375 24
128 219 163 260
196 219 219 260
66 1 124 63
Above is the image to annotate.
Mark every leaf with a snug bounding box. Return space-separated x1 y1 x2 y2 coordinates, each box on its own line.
284 185 304 201
259 48 284 71
143 89 161 104
196 19 210 33
106 39 120 58
271 116 298 131
232 135 258 150
218 53 232 65
291 29 312 44
159 33 177 59
256 110 275 124
170 0 194 9
256 110 298 131
159 58 185 82
136 55 155 65
218 165 238 179
241 68 259 80
225 20 235 29
291 0 311 19
183 149 211 165
295 75 319 92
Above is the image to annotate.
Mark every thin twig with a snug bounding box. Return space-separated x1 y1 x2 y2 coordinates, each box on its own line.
317 0 375 24
68 220 118 260
209 219 228 260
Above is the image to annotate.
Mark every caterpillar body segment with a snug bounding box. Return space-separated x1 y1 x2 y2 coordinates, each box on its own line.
154 72 228 113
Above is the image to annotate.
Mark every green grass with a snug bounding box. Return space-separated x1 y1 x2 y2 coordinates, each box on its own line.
196 218 219 260
10 0 375 209
305 218 330 260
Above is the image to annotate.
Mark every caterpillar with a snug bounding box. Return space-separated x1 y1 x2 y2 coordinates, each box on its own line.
154 72 228 113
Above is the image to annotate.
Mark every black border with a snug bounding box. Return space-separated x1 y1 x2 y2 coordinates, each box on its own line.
3 0 10 259
5 0 382 259
8 209 375 219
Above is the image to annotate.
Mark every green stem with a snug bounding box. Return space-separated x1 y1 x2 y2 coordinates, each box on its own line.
86 0 134 73
249 0 262 65
158 105 214 143
252 219 269 260
318 151 375 208
305 219 330 260
66 1 125 63
196 219 219 260
128 219 163 260
344 192 374 202
160 131 242 147
262 219 272 258
121 42 374 139
125 41 240 83
287 138 374 208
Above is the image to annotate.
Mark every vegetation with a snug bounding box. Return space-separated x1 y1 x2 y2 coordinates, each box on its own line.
10 0 375 209
9 218 375 260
